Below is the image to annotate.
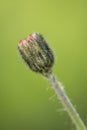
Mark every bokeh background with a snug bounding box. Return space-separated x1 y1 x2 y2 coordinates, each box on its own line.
0 0 87 130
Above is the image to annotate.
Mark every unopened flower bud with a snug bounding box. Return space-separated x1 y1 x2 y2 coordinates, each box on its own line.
18 33 54 75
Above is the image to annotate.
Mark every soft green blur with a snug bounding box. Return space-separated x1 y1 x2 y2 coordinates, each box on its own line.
0 0 87 130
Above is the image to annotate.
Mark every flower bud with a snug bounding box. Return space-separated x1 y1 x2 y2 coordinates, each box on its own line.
18 33 54 75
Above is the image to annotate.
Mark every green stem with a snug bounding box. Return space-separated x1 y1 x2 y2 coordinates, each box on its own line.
46 72 86 130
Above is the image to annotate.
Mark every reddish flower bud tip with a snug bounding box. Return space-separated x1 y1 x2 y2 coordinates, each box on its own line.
29 33 36 40
18 37 29 47
25 37 29 42
22 40 26 46
19 40 23 44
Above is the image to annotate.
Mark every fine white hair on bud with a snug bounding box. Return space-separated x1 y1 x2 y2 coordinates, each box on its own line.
18 33 54 75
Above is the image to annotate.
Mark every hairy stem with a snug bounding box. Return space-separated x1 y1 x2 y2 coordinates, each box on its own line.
46 72 86 130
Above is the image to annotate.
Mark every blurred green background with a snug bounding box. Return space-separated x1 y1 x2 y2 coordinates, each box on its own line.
0 0 87 130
